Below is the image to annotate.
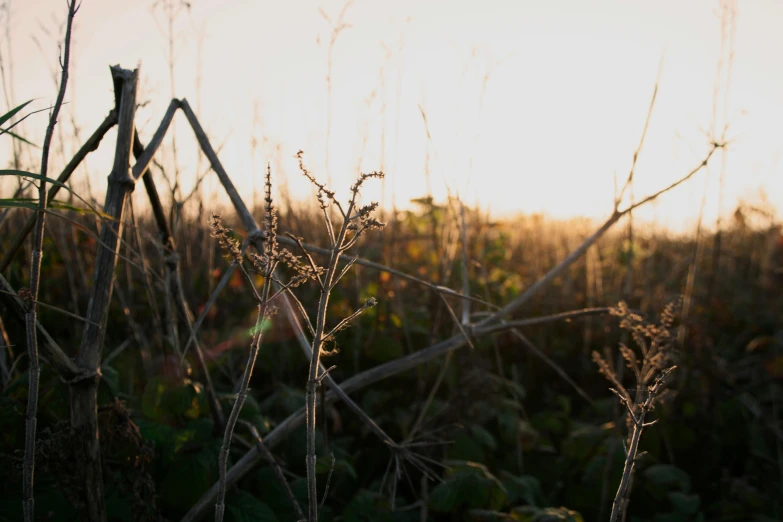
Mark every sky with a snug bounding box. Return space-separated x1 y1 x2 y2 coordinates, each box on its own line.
2 0 782 232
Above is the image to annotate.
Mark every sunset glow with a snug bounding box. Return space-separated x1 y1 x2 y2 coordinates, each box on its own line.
3 0 782 230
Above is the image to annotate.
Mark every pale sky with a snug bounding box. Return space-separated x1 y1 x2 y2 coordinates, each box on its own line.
2 0 782 232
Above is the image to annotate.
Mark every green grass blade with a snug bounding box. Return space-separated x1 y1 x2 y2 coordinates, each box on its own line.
0 100 34 127
0 130 39 148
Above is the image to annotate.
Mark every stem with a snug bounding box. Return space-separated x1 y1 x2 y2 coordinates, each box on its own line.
306 188 361 522
215 300 269 521
69 65 139 522
22 2 77 520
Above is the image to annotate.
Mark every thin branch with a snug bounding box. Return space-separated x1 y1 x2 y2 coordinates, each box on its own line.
23 2 77 519
475 307 615 335
285 232 324 289
624 143 721 214
323 297 376 341
615 79 659 209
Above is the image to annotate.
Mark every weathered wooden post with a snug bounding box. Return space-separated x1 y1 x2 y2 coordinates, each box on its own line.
68 65 139 522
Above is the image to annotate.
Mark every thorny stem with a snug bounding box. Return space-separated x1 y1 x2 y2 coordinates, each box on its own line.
22 2 77 520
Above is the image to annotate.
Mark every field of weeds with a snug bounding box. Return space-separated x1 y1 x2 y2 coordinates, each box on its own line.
1 1 782 522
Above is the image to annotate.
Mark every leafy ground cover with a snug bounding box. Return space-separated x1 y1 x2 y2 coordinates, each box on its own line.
1 196 781 521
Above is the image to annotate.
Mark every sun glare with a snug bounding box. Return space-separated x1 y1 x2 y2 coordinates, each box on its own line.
3 0 782 231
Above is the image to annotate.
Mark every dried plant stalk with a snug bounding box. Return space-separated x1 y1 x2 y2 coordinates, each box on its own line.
595 301 680 522
298 160 384 522
213 175 278 521
22 2 77 520
68 65 139 522
609 367 676 522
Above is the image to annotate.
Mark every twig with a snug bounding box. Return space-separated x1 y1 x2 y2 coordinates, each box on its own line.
474 307 615 335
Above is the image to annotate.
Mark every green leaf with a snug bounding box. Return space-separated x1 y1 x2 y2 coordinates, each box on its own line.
0 485 80 522
651 513 692 522
497 410 522 446
167 379 204 420
531 411 567 437
466 509 516 521
0 99 33 127
644 464 692 493
135 417 177 466
447 430 486 462
142 376 205 422
562 423 606 462
100 364 120 395
499 471 545 507
532 507 584 521
254 466 302 518
2 129 39 147
159 440 219 513
0 170 115 220
225 490 279 522
268 384 306 415
668 492 700 515
105 491 134 522
430 461 508 512
343 489 387 522
316 455 357 479
367 336 404 363
142 376 167 421
0 196 115 222
288 477 311 515
471 424 498 451
748 422 774 462
580 447 603 475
